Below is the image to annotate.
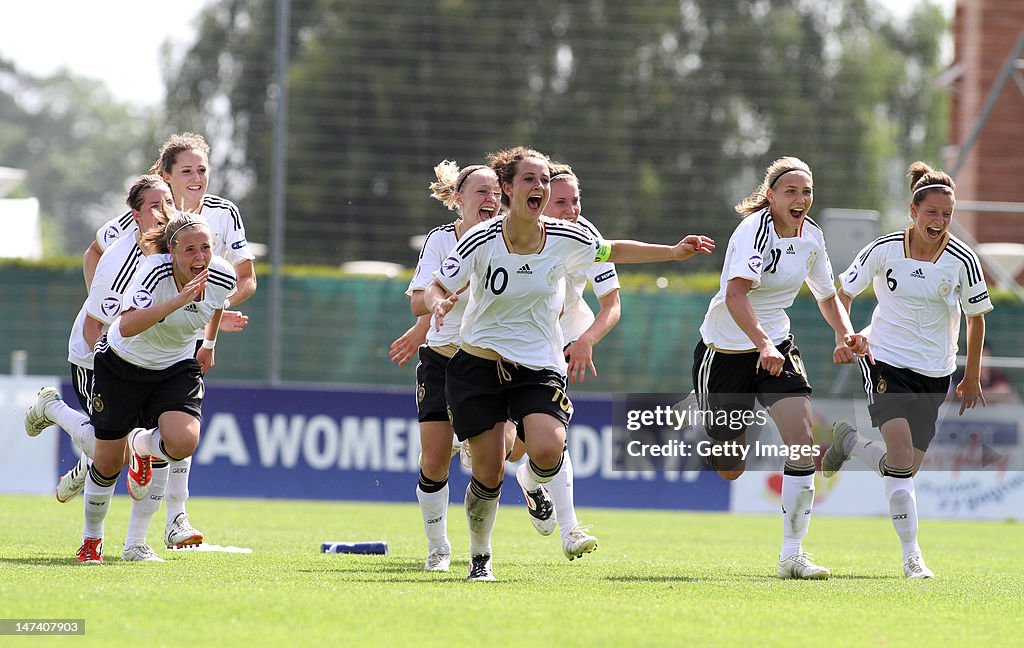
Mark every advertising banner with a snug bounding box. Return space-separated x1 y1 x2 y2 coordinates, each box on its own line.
56 382 729 511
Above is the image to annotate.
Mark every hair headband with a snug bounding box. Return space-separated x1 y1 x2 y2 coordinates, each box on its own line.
912 183 953 198
455 165 488 192
169 219 205 245
770 167 810 188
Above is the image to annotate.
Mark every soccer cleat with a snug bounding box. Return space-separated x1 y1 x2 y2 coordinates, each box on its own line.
56 454 90 503
166 512 204 549
777 552 830 580
466 554 495 581
77 537 103 565
822 420 858 478
125 428 153 501
904 554 934 579
122 543 165 563
24 386 61 437
424 548 451 572
562 524 598 561
459 440 472 470
516 463 556 536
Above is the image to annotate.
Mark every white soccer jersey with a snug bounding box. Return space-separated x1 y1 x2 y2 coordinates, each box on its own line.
435 216 606 373
700 208 836 351
106 254 237 370
95 194 254 266
560 216 620 343
68 234 147 370
840 229 993 377
407 221 468 348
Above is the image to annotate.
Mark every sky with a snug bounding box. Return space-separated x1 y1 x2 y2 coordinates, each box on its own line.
0 0 955 107
0 1 210 106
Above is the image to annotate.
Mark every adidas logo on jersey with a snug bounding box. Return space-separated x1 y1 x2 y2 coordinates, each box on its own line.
785 244 796 254
517 264 533 275
911 268 926 278
185 303 199 312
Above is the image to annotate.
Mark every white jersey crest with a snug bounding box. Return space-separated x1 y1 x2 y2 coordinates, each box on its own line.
700 208 836 350
435 216 605 372
840 229 992 376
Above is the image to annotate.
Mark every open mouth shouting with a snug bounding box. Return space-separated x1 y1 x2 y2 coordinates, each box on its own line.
923 224 945 240
526 192 545 213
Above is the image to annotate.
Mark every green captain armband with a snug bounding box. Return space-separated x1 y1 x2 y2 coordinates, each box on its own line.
595 241 612 263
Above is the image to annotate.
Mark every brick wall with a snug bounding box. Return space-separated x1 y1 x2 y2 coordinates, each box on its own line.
949 0 1024 243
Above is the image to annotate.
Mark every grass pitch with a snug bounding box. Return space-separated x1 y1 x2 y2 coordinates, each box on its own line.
0 494 1020 646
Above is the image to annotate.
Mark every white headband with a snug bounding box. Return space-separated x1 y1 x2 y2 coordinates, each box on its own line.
913 183 953 198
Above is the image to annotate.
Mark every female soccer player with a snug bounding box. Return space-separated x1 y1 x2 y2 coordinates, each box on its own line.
27 213 235 563
30 176 174 504
81 132 253 549
423 146 714 581
692 156 867 580
403 160 501 572
508 163 620 560
823 161 992 578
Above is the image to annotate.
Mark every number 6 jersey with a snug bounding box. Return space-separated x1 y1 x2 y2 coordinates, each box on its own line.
840 228 993 377
434 215 606 373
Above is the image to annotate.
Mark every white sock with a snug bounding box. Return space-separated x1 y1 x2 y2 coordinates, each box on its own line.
416 483 450 552
516 461 540 492
549 453 579 540
46 401 95 457
884 476 921 560
165 457 190 524
132 427 174 462
83 467 117 539
124 463 169 547
780 473 815 559
851 437 886 477
465 481 500 557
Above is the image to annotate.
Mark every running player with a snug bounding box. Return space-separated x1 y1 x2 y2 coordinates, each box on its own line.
52 175 174 498
403 160 501 572
822 161 992 578
508 163 619 560
423 146 714 581
77 132 253 549
26 213 235 564
692 156 868 580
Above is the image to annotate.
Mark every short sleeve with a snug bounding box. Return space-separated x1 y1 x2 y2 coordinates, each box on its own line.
407 227 450 296
587 262 620 298
207 257 239 306
958 248 993 317
805 239 837 301
840 241 878 298
95 212 132 252
84 267 125 325
122 257 160 313
723 217 766 289
434 242 474 296
220 206 255 265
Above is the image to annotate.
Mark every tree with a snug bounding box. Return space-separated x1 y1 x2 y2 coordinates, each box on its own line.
163 0 948 268
0 57 153 253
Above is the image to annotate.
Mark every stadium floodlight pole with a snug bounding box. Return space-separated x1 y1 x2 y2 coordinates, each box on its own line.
268 0 291 384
